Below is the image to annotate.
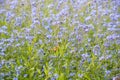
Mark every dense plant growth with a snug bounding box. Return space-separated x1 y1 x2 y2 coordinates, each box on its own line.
0 0 120 80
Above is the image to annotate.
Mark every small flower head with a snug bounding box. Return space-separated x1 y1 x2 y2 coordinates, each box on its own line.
93 45 101 55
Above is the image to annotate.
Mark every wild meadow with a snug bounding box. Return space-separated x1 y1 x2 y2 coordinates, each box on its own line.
0 0 120 80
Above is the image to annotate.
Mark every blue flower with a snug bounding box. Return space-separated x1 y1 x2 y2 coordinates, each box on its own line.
93 45 101 56
13 77 18 80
